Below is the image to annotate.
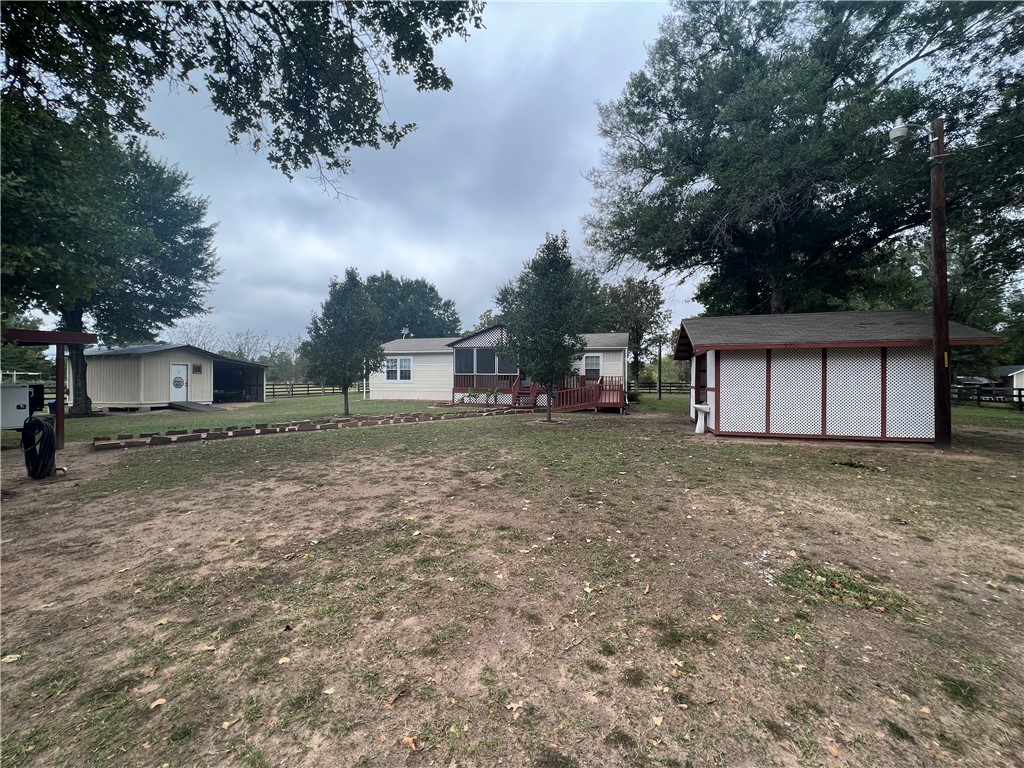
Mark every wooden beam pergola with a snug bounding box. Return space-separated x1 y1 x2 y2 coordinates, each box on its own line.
2 328 98 449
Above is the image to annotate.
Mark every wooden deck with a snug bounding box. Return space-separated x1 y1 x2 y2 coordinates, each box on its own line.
452 375 625 413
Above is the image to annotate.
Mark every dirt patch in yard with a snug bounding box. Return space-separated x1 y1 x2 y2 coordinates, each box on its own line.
1 414 1021 767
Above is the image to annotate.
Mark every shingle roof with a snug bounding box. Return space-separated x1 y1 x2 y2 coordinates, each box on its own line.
674 311 1002 358
994 364 1024 376
583 332 629 349
382 337 461 353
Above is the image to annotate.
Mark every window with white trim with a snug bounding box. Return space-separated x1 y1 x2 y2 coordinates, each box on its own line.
386 357 412 381
584 354 601 379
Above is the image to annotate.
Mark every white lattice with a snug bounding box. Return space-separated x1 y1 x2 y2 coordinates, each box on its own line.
495 392 514 406
769 350 822 435
452 326 504 348
826 348 882 437
718 350 766 432
886 347 933 438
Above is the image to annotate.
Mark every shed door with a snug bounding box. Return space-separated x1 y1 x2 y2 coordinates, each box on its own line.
170 363 189 402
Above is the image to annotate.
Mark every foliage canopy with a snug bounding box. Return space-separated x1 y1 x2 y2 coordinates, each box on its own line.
1 1 485 181
586 1 1023 316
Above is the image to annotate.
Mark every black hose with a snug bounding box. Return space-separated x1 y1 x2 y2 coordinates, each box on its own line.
21 416 56 479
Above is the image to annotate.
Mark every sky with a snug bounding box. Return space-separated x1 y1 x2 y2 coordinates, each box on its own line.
143 0 700 344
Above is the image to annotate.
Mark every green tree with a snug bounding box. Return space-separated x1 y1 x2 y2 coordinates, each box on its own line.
605 277 670 393
300 269 384 416
0 313 53 378
472 309 502 332
1 1 484 183
999 292 1024 366
586 1 1022 315
2 99 219 414
365 272 462 341
495 232 589 422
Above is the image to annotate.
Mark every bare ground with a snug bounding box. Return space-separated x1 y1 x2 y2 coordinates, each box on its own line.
1 412 1022 768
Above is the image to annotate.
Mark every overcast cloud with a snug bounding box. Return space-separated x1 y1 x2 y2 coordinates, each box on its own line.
143 1 699 343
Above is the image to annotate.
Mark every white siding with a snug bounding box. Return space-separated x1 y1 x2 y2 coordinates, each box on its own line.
369 351 453 401
85 356 139 405
717 350 765 433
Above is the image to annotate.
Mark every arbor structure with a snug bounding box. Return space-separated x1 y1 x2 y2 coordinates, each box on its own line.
1 1 484 183
2 98 218 413
300 269 384 416
365 272 462 342
495 232 589 422
586 1 1023 316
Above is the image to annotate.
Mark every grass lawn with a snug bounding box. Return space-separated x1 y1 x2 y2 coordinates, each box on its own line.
0 395 1021 767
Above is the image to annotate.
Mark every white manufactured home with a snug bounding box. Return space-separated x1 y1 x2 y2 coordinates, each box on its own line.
675 311 1001 442
369 326 630 411
367 336 462 401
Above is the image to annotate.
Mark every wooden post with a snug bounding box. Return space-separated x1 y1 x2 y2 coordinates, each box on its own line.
657 337 663 400
930 118 952 449
55 343 65 450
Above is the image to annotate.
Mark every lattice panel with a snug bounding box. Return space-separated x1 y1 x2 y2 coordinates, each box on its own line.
536 393 549 407
886 347 933 438
769 350 822 435
451 326 503 348
495 392 514 406
826 348 882 437
718 351 766 432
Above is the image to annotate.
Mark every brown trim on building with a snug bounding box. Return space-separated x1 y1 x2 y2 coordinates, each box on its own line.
821 348 827 436
880 347 888 439
765 349 772 434
714 351 721 432
711 430 931 443
691 338 999 355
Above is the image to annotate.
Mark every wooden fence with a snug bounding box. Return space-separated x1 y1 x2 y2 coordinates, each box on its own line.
952 385 1024 410
628 381 691 395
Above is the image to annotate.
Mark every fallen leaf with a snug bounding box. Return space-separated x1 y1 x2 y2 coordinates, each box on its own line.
787 550 797 558
711 614 724 622
512 711 520 721
505 700 525 712
401 736 419 751
652 716 664 726
155 619 168 626
920 706 931 714
323 687 336 695
142 742 151 749
829 745 840 756
196 645 216 654
221 718 240 730
278 657 290 665
643 583 650 595
149 698 166 710
649 739 661 746
1 654 22 663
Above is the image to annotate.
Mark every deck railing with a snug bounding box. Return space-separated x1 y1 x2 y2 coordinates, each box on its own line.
453 373 519 391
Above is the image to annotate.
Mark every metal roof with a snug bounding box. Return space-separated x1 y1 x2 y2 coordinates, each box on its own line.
382 337 461 353
994 364 1024 376
85 343 268 367
674 311 1002 358
86 343 191 357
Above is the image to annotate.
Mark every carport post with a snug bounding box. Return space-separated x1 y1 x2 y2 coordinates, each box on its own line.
56 343 65 449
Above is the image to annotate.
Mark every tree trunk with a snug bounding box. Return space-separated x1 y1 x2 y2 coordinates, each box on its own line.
342 384 350 416
546 386 553 422
60 306 92 416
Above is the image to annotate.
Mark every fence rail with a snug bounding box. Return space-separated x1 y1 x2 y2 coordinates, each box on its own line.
952 385 1024 410
628 381 691 395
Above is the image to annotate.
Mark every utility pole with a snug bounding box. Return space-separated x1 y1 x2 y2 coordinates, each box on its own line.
930 118 951 449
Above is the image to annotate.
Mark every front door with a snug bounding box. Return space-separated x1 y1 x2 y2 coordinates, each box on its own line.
170 363 189 402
